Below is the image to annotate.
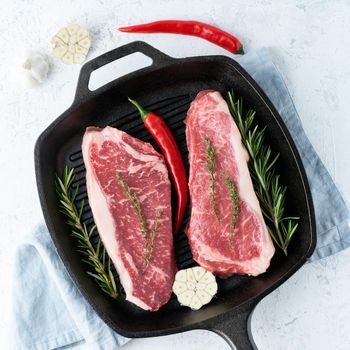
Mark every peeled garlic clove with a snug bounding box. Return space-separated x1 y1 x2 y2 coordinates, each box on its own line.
196 290 213 305
68 44 76 54
175 269 187 282
195 282 207 290
51 36 66 48
172 281 187 295
77 27 89 41
78 37 91 49
66 23 80 35
53 45 68 59
52 24 91 64
69 34 77 44
205 282 218 295
186 268 196 283
74 53 86 64
186 281 196 291
192 266 206 281
55 28 70 43
75 45 88 55
177 290 195 306
61 52 74 64
199 271 216 284
189 294 202 310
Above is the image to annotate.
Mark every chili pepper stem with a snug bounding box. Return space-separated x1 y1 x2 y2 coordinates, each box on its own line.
128 98 149 120
235 47 245 55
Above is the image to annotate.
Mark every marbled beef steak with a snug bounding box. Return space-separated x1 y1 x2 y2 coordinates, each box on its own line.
185 91 275 277
82 126 176 311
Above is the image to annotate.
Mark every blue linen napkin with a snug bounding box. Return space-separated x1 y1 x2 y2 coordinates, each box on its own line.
10 48 350 350
10 224 129 350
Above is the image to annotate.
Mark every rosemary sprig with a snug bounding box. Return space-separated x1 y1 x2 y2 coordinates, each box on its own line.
222 172 239 239
116 172 159 267
55 166 117 298
204 136 220 220
226 90 299 256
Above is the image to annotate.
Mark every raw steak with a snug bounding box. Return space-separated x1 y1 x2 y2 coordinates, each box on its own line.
185 91 275 277
82 126 176 311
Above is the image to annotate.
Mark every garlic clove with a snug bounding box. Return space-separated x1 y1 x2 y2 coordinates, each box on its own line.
51 36 66 48
66 23 80 35
186 281 196 291
61 52 74 64
69 34 77 44
205 282 218 295
68 44 76 54
75 44 88 55
53 44 68 59
195 282 207 290
175 269 187 282
177 290 195 306
186 268 196 283
73 53 86 64
196 290 212 305
192 266 206 281
77 27 89 41
199 271 216 284
78 37 91 49
172 281 187 295
189 294 202 310
55 28 70 43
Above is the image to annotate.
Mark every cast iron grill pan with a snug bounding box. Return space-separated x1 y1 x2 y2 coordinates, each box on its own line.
35 41 316 350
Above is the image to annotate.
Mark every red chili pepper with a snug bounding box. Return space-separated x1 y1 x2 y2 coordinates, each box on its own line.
119 20 244 54
129 98 188 234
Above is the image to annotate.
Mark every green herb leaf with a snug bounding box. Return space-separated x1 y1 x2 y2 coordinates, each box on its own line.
204 136 220 220
222 172 239 240
56 166 117 298
227 90 299 256
116 172 160 268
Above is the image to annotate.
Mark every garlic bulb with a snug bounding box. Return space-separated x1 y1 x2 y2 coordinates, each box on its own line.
19 52 49 89
51 24 91 64
172 266 218 310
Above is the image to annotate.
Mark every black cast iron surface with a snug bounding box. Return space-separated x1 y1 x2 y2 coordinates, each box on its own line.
35 41 316 350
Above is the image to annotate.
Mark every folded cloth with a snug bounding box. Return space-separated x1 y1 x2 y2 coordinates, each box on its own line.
10 224 130 350
10 48 350 350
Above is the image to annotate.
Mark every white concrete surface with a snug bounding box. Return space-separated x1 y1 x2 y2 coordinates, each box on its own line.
1 0 349 349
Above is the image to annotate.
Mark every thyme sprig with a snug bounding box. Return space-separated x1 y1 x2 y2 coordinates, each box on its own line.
204 136 220 220
116 172 147 240
227 90 298 256
116 172 160 267
222 172 239 239
144 210 161 268
55 166 117 298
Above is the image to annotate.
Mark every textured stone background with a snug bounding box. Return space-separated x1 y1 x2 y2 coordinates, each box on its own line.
1 1 349 349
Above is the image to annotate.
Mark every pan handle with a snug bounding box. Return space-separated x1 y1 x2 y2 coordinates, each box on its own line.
201 301 258 350
73 41 175 103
